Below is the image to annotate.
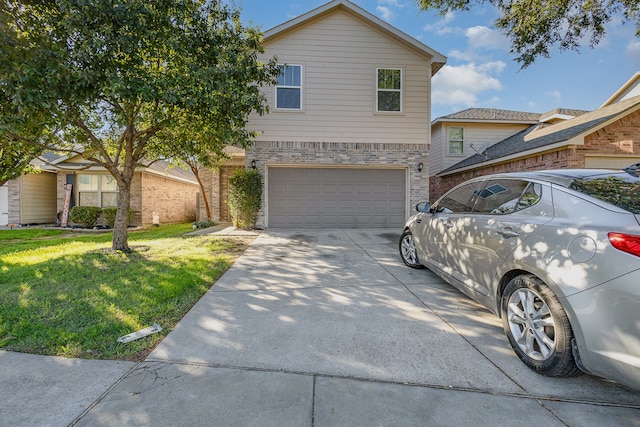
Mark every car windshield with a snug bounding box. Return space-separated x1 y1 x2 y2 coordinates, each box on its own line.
569 173 640 214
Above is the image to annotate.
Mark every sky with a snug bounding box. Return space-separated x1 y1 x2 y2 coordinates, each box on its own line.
234 0 640 120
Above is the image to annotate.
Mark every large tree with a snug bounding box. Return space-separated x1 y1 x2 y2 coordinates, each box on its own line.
0 140 46 187
417 0 640 67
0 4 50 186
158 115 238 223
1 0 278 250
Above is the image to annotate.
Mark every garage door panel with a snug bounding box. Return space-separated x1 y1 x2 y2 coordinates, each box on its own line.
268 168 406 228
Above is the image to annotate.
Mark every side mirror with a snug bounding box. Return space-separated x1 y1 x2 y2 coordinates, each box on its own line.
416 202 430 213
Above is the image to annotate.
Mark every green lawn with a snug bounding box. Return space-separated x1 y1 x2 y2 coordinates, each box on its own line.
0 224 253 361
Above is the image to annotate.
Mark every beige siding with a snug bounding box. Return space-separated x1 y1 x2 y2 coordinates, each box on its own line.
19 172 57 224
249 10 431 144
585 156 640 169
0 184 8 225
429 123 443 176
438 123 531 173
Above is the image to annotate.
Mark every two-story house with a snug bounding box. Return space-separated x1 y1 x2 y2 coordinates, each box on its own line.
243 0 446 228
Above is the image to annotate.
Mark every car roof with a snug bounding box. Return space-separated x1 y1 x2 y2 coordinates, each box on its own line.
478 169 632 188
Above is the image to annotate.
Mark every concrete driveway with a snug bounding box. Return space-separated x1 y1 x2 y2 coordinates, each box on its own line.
3 228 639 426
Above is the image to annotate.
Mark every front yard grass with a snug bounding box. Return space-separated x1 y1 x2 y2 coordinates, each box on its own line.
0 224 253 361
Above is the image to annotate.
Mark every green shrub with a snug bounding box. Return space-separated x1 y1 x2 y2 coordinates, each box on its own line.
227 168 262 230
103 207 133 228
70 206 102 228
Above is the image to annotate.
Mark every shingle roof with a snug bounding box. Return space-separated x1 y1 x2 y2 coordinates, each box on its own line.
147 160 196 182
435 108 541 123
439 95 640 175
30 151 65 167
539 108 591 120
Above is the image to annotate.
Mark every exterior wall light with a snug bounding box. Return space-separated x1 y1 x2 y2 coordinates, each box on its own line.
418 162 424 172
251 160 257 169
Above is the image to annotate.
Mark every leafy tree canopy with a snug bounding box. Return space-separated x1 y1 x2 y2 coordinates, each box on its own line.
1 0 279 250
0 139 46 187
416 0 639 67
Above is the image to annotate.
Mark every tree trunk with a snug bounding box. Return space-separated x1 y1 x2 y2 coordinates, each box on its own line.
112 183 131 252
190 164 212 222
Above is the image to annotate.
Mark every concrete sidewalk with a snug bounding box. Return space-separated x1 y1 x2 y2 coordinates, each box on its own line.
2 229 639 426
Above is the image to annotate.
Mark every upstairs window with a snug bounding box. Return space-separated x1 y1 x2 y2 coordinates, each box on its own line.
77 174 119 208
377 68 402 112
448 126 464 155
276 64 302 110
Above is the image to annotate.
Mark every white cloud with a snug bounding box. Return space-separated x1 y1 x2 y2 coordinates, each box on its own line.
448 49 473 62
423 11 456 36
376 5 395 21
432 62 505 107
465 26 510 51
376 0 406 21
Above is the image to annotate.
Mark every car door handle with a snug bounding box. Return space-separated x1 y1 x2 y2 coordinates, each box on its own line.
497 227 519 238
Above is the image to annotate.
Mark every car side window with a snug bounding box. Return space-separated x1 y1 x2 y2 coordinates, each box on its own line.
516 182 542 211
433 182 482 213
472 179 530 214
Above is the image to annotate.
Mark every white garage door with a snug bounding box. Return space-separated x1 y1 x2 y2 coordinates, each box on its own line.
268 167 406 228
0 184 8 226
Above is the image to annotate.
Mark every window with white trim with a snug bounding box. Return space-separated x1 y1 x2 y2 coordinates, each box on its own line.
276 64 302 110
376 68 402 112
77 174 119 208
448 126 464 155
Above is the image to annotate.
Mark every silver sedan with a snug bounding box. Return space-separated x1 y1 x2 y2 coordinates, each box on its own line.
399 169 640 390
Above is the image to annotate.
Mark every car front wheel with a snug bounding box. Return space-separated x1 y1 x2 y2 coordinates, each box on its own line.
399 230 424 269
501 274 582 377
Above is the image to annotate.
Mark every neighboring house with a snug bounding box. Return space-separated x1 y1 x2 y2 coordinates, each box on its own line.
429 107 590 199
48 154 200 227
0 175 57 226
2 152 200 228
430 107 542 184
0 152 60 226
430 94 640 200
239 0 446 228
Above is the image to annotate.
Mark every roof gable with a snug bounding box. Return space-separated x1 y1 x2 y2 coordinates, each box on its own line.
263 0 446 75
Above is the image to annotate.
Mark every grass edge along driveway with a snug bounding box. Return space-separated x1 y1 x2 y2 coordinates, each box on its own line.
0 224 254 361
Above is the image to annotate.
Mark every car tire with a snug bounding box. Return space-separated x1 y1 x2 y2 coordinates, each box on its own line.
399 230 424 269
501 274 582 378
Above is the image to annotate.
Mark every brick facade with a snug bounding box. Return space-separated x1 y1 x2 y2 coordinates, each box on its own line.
248 141 429 228
136 172 199 226
430 112 640 201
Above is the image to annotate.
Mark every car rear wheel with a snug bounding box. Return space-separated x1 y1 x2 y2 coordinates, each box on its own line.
399 230 424 269
501 275 582 377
